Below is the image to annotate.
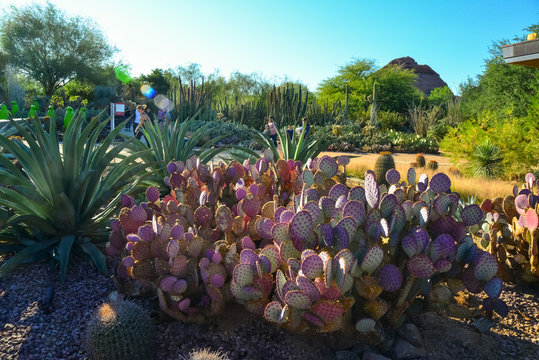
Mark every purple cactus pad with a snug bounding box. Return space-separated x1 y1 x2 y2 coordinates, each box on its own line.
460 204 483 226
377 264 403 292
385 169 401 185
406 255 434 278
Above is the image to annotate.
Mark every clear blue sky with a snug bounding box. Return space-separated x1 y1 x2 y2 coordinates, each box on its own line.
1 0 538 94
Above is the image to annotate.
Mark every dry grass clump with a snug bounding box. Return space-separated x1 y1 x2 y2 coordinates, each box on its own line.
341 153 516 202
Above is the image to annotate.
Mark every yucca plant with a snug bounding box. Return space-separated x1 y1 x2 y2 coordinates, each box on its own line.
468 138 503 179
250 126 330 163
126 114 229 191
0 111 149 282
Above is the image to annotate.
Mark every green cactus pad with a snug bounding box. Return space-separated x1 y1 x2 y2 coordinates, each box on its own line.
355 318 376 333
276 269 287 299
365 173 380 209
279 240 300 263
407 255 434 278
215 205 234 232
303 169 315 187
285 290 312 310
379 194 398 220
256 217 274 239
260 246 280 273
272 223 292 244
264 301 283 323
240 249 259 268
233 264 255 287
342 200 366 225
303 201 322 224
329 184 349 201
318 156 338 178
473 252 498 281
407 168 417 185
296 275 322 302
289 210 313 243
389 205 406 234
301 254 324 280
433 194 452 216
360 246 383 274
348 186 366 203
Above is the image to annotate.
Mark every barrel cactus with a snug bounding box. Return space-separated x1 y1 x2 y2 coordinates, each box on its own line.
374 151 395 185
85 300 154 360
416 153 426 167
184 348 229 360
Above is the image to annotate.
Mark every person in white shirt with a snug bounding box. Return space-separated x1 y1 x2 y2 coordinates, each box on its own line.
133 104 142 136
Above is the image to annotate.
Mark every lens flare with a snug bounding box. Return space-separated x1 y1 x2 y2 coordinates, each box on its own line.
154 94 170 109
140 84 157 99
114 66 132 83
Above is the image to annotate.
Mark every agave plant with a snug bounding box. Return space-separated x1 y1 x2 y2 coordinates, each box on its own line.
250 126 331 164
468 138 503 179
0 111 148 281
127 114 230 191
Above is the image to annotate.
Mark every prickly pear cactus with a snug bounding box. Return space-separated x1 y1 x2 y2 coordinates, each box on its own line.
106 151 508 340
480 173 539 283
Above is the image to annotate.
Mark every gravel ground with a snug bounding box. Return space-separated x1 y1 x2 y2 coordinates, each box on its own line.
1 256 538 360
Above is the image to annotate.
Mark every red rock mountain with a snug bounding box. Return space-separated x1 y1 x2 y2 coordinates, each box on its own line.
385 57 448 95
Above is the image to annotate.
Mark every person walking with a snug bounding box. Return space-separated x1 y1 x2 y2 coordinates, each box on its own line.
268 116 278 146
133 104 142 135
134 105 150 144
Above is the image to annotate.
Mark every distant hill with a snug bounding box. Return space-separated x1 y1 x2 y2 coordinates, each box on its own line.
385 57 448 95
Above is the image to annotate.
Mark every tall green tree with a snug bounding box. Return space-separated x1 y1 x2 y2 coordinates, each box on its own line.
460 23 539 119
0 3 115 96
317 58 422 117
317 58 376 117
138 68 171 95
370 65 421 113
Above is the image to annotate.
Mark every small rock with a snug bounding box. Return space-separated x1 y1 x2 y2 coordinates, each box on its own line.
390 338 426 360
446 303 472 319
396 323 423 347
335 350 361 360
362 352 392 360
352 343 372 355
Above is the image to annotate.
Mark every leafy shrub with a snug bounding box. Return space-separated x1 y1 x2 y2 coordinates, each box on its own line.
440 108 539 180
377 110 407 131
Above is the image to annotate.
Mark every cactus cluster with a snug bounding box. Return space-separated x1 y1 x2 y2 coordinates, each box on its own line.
107 150 507 338
480 173 539 283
